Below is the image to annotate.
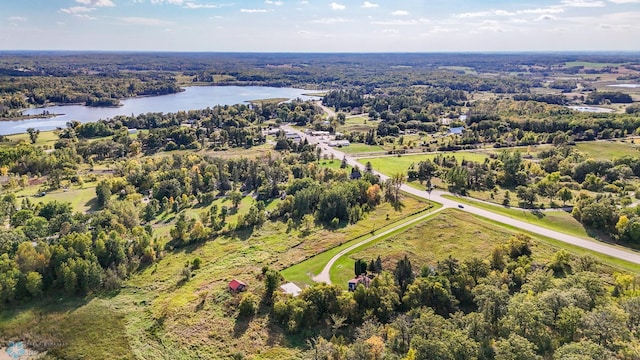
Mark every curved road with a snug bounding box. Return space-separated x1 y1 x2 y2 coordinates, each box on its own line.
312 207 444 283
283 124 640 283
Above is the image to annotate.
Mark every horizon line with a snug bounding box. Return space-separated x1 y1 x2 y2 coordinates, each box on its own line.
1 50 640 55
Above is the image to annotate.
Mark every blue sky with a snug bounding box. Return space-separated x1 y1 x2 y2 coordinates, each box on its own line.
1 0 639 51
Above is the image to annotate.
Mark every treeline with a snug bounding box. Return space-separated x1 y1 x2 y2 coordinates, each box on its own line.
586 91 633 105
0 73 181 113
513 93 568 105
239 235 640 359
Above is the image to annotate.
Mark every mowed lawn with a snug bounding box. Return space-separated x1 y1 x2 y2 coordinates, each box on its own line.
340 143 385 154
330 209 555 287
13 185 98 213
576 140 640 160
5 130 59 148
359 152 489 176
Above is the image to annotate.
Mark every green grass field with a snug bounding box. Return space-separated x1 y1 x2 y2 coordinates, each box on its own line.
576 140 640 160
565 61 623 69
338 116 378 133
339 143 385 154
331 208 640 287
359 152 489 176
13 184 99 213
330 209 553 286
4 130 59 148
281 196 436 286
442 195 593 239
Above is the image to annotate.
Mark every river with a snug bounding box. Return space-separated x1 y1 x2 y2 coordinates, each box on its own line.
2 86 319 135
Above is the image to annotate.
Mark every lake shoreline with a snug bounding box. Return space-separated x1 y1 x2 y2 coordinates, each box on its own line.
0 113 61 122
2 85 322 135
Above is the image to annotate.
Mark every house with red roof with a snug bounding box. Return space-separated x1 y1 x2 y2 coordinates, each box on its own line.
228 279 247 293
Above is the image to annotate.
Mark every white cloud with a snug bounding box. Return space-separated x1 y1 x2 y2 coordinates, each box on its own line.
536 14 558 21
608 0 640 2
392 10 409 16
456 11 497 18
184 2 219 8
265 0 284 5
73 14 98 20
421 26 455 35
362 1 378 8
518 8 565 14
60 6 96 14
312 17 349 24
382 29 399 34
120 16 174 25
560 0 606 7
240 8 268 13
370 19 418 25
75 0 115 6
150 0 184 4
455 7 564 19
8 16 27 22
330 2 345 10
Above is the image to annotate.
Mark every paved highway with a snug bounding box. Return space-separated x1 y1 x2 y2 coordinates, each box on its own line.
283 124 640 267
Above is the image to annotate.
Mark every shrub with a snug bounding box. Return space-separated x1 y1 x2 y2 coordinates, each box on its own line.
238 292 259 317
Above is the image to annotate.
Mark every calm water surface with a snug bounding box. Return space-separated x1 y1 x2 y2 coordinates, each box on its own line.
2 86 318 135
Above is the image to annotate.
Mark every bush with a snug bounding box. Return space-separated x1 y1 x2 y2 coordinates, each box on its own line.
192 257 202 270
238 292 259 317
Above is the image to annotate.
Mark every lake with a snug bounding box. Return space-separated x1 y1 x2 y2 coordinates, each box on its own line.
2 86 319 135
567 105 614 113
608 84 640 89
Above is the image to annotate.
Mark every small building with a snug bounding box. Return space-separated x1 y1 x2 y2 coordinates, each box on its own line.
348 275 371 291
449 126 464 135
329 140 350 147
127 128 138 135
228 279 247 293
280 282 302 297
311 131 330 136
285 132 302 142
